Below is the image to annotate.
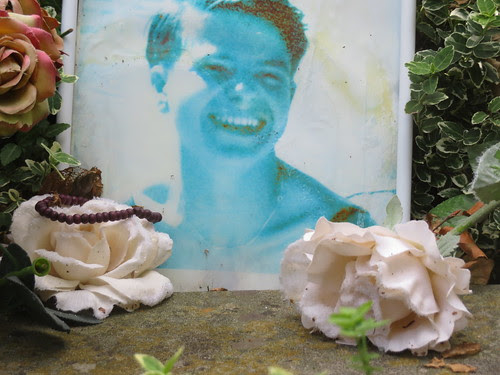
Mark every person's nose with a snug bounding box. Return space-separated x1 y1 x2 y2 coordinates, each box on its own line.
225 79 258 110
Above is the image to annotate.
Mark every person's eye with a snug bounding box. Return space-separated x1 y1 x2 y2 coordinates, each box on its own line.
198 63 232 81
257 72 285 88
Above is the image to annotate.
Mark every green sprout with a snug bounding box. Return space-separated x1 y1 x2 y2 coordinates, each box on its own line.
329 301 389 375
134 347 184 375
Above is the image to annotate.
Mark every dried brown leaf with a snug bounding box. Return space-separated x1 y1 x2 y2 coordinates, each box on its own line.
424 357 446 368
463 258 495 285
459 231 487 259
443 342 481 358
446 363 477 373
466 201 484 216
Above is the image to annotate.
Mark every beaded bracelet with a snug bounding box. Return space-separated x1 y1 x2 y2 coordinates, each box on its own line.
34 194 162 225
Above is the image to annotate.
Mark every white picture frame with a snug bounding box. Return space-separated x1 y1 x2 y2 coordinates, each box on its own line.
58 0 415 291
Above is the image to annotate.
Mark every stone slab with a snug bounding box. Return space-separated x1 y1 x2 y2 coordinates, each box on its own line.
1 285 499 374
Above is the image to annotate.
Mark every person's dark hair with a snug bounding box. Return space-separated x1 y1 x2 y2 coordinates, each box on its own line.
146 0 308 73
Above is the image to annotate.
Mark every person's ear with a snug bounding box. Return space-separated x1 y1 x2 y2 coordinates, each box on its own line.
150 64 169 113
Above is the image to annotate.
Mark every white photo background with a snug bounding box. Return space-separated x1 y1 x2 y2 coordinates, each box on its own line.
70 0 404 289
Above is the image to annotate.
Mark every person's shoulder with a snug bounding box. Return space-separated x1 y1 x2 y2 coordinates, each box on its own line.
275 160 375 227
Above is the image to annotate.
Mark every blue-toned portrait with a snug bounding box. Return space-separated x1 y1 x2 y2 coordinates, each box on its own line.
70 0 404 290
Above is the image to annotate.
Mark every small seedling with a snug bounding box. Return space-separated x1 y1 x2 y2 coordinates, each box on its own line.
329 301 388 375
135 347 184 375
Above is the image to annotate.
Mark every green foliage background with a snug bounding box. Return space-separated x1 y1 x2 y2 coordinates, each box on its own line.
407 0 499 278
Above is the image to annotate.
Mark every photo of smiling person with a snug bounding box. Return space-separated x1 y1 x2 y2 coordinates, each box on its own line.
137 0 375 278
70 0 404 289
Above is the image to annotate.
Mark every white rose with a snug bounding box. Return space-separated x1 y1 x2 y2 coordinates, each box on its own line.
280 217 471 356
10 195 174 319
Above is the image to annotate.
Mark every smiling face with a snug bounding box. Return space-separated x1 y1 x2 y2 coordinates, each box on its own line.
163 10 295 159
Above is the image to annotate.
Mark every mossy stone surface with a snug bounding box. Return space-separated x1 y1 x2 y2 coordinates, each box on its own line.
1 285 499 374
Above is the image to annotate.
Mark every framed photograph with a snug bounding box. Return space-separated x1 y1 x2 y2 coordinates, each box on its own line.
59 0 415 291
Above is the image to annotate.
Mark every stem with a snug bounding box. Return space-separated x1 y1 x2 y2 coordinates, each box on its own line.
0 265 36 287
450 200 499 235
357 336 373 375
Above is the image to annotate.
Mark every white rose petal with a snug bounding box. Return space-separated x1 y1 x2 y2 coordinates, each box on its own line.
11 195 174 319
281 217 471 356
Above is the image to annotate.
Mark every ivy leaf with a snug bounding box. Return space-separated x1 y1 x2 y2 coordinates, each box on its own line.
477 0 496 17
163 347 184 374
422 75 439 94
59 72 79 84
471 111 489 124
463 128 482 146
438 187 462 198
405 100 423 114
438 121 464 141
436 138 459 153
422 0 449 11
48 91 62 115
471 142 500 203
0 143 22 166
430 172 448 188
421 117 441 133
51 152 81 166
473 41 500 59
406 61 432 75
466 34 484 49
422 92 448 105
433 46 454 72
45 123 71 138
451 173 469 188
445 33 470 55
488 96 500 113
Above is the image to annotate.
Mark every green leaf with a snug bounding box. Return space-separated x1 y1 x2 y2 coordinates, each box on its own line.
45 123 71 138
438 121 464 141
51 151 81 166
450 8 468 21
436 138 459 153
415 135 430 151
413 192 435 206
406 61 432 75
430 194 477 218
437 232 461 257
405 100 423 114
468 141 499 172
445 154 465 169
451 173 469 188
422 0 449 11
488 97 500 113
468 62 487 88
445 33 470 55
5 276 70 332
48 91 62 115
430 172 448 188
477 0 496 17
415 164 432 182
471 142 500 203
422 91 448 105
422 75 439 94
0 143 22 166
417 22 438 41
383 195 402 229
463 128 482 146
473 41 500 59
163 346 184 373
0 175 9 188
59 72 79 84
47 308 102 326
438 187 462 198
433 46 454 72
420 117 442 133
134 354 164 372
0 212 12 228
471 111 489 124
466 34 484 49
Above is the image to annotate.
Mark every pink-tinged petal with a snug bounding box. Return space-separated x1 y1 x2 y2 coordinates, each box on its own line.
0 53 28 93
18 0 42 16
32 50 56 100
0 82 36 114
26 27 60 60
8 12 43 28
0 16 31 35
